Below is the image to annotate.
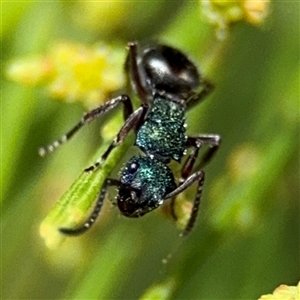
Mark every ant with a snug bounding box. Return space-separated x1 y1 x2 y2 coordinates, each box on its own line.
39 41 221 236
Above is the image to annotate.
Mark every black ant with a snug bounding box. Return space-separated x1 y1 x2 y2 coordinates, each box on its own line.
39 42 221 236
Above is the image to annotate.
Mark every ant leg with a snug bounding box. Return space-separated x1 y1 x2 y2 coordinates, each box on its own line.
169 134 219 234
39 95 133 156
169 143 200 220
84 105 148 172
169 138 201 221
59 178 120 236
181 137 202 179
127 42 149 104
189 134 221 169
186 79 214 110
165 170 205 235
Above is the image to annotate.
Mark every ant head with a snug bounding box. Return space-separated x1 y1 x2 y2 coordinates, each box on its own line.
117 184 145 217
117 156 176 217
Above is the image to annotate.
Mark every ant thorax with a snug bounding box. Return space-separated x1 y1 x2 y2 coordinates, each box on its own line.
136 97 187 162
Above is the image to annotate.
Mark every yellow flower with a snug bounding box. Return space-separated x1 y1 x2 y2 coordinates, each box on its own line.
259 281 300 300
201 0 270 39
6 41 125 108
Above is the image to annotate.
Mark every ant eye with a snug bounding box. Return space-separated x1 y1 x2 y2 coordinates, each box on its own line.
127 162 139 173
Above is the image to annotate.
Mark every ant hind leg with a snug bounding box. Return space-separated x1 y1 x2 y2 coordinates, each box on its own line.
165 170 205 235
59 178 120 236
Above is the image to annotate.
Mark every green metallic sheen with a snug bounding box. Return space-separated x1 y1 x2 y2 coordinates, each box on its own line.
136 97 187 161
120 156 176 206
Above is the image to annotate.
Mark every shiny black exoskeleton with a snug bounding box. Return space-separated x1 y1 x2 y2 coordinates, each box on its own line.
40 42 220 236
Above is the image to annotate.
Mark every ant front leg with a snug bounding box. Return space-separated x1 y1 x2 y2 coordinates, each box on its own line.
39 95 133 156
59 178 120 236
85 105 148 172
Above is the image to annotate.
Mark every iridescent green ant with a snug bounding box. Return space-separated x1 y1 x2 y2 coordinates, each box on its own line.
39 42 221 236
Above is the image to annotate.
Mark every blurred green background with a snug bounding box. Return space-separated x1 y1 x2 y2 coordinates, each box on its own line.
1 2 299 299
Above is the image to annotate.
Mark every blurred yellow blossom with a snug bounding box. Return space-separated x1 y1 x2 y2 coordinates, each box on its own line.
244 0 271 24
6 56 54 86
201 0 270 39
160 193 193 231
227 144 261 182
173 195 194 231
259 281 299 300
6 42 125 108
